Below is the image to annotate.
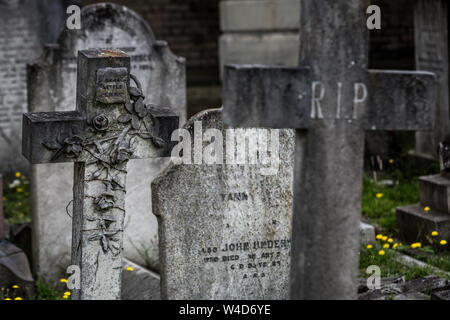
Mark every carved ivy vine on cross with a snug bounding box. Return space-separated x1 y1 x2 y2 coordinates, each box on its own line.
42 74 165 255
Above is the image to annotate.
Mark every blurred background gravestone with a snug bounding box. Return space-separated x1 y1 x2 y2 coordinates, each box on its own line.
0 0 77 174
414 0 449 160
28 3 186 281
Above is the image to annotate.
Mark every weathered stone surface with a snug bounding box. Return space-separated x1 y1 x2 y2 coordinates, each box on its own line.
220 0 300 32
360 222 376 245
28 3 186 281
222 0 436 300
359 275 449 300
431 288 450 300
396 204 450 245
0 241 34 298
22 50 178 300
219 33 299 79
122 259 160 300
153 108 294 299
0 0 74 173
400 275 449 293
414 0 449 158
0 174 4 239
419 175 450 213
358 276 405 300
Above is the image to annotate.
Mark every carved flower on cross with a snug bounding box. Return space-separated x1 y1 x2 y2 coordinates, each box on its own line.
64 136 84 158
92 114 109 132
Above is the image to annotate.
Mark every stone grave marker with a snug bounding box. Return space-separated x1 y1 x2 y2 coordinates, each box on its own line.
223 0 437 299
0 0 74 173
152 108 294 299
22 49 178 300
0 174 4 239
397 137 450 247
414 0 449 158
27 3 186 280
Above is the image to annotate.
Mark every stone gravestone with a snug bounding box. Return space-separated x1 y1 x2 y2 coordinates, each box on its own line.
27 3 186 280
152 108 294 299
223 0 437 299
0 0 75 173
22 49 178 299
397 137 450 247
414 0 449 158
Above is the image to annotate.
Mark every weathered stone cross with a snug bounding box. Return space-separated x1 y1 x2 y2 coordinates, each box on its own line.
223 1 437 299
22 49 178 300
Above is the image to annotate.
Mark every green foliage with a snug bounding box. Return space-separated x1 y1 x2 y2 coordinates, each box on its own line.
34 279 63 300
359 245 434 281
2 173 31 224
361 175 419 232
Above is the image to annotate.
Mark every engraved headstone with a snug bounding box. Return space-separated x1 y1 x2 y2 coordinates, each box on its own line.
22 49 178 300
414 0 449 158
152 108 294 299
223 0 437 299
0 0 74 173
27 3 186 280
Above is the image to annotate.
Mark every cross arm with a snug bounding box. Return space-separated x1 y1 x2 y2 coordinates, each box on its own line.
22 111 86 164
222 64 311 129
365 70 437 131
131 106 179 159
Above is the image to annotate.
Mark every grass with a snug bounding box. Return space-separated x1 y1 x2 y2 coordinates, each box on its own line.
359 244 437 281
360 155 450 282
361 175 419 233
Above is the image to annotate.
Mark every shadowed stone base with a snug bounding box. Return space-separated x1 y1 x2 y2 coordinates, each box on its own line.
121 259 160 300
419 175 450 213
396 204 450 246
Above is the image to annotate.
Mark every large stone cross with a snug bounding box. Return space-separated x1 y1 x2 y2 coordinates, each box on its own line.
223 1 437 299
22 49 178 300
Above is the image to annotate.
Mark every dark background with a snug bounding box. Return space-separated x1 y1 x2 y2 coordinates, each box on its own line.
81 0 417 119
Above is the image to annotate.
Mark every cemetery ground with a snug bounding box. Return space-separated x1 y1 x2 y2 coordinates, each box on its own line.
1 153 449 300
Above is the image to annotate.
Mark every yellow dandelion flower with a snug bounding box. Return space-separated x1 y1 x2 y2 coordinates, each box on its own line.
14 297 22 300
424 206 430 212
60 278 68 283
393 243 398 249
12 285 19 289
378 250 385 256
383 244 390 249
432 231 438 237
4 298 11 300
63 295 69 299
382 236 388 241
376 193 383 199
411 242 422 249
440 240 447 246
376 234 383 240
389 159 394 164
388 238 393 243
15 172 21 178
17 188 23 193
64 291 71 296
366 244 373 249
126 267 134 271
